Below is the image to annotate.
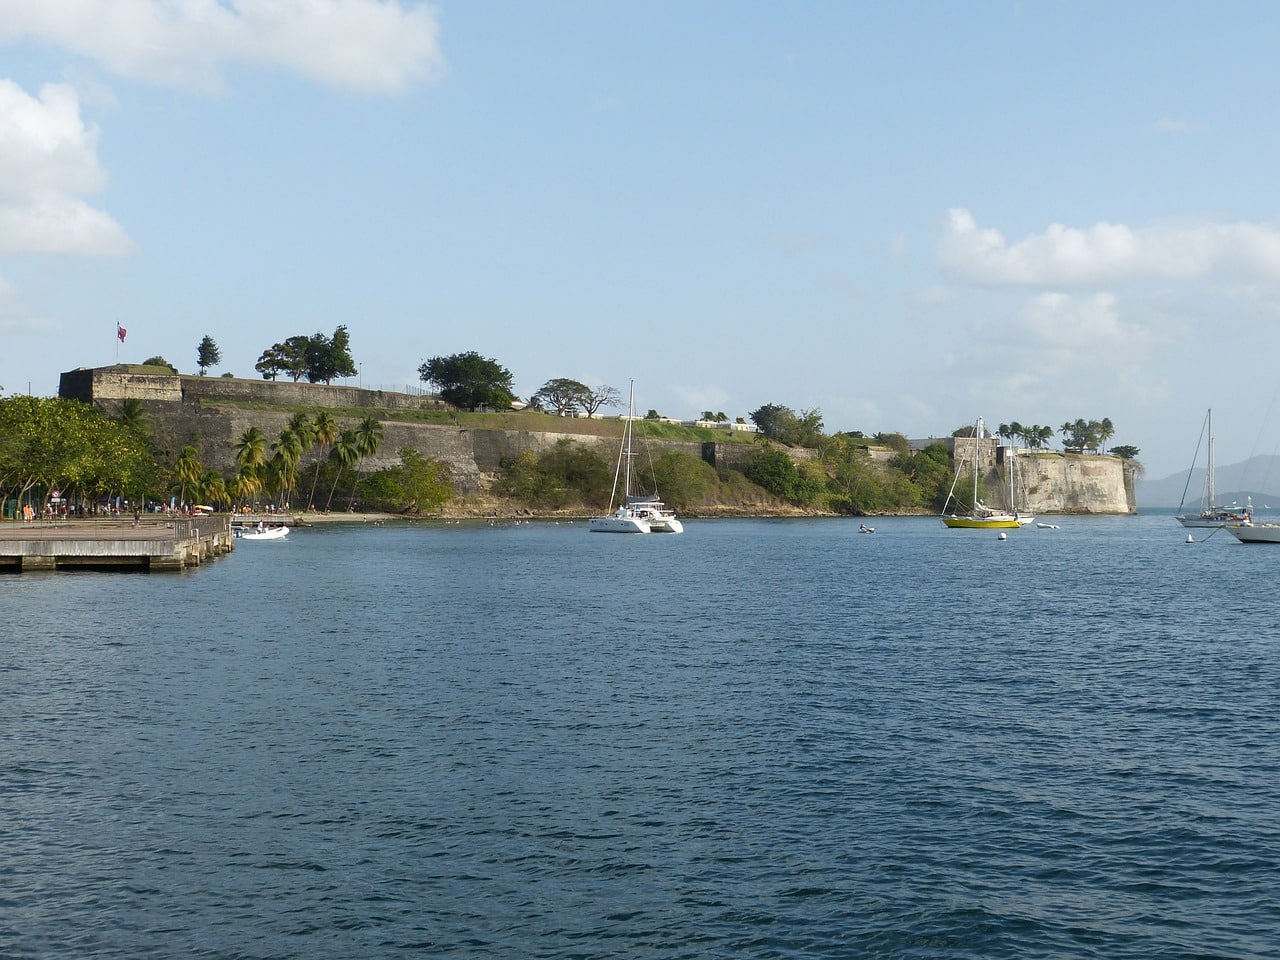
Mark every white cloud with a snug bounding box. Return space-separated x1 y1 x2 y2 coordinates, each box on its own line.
0 0 445 95
938 208 1280 288
0 80 131 255
0 274 61 336
1017 291 1153 352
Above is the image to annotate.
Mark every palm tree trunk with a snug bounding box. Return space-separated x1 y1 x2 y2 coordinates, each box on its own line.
326 466 344 511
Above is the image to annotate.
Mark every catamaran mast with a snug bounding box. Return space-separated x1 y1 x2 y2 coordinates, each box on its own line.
1206 408 1215 512
623 380 635 501
974 417 983 509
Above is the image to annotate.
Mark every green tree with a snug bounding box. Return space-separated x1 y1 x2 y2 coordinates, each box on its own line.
142 355 178 374
255 336 311 381
874 432 909 455
174 445 202 506
0 396 158 512
749 404 825 447
360 448 455 514
116 397 149 438
306 410 338 509
303 326 357 384
532 378 592 416
235 426 268 478
195 468 228 508
1097 417 1115 454
326 429 361 510
742 447 801 500
196 335 221 375
264 428 305 507
649 452 720 510
350 416 384 504
418 351 515 411
495 440 611 508
1110 444 1141 460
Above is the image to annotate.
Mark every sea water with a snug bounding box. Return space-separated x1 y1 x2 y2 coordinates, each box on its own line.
2 516 1277 958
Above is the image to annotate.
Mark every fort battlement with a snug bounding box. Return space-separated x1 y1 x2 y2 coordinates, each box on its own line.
59 365 444 412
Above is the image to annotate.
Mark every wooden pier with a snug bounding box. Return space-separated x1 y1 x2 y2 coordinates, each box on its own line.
0 516 234 572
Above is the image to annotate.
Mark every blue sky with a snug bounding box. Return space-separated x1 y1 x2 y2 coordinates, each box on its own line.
4 1 1280 485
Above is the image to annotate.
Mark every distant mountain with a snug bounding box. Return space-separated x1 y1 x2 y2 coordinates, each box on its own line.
1136 454 1280 511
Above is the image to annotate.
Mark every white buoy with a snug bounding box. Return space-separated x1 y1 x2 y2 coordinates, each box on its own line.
997 531 1007 540
1186 534 1195 543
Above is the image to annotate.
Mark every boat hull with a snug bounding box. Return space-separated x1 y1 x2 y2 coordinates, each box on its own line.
589 513 650 533
236 525 290 540
1227 523 1280 543
941 515 1021 529
1178 513 1249 528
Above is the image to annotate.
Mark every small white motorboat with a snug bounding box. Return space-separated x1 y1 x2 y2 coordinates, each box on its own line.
236 524 289 541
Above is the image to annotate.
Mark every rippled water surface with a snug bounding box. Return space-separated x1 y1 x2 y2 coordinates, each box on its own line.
3 516 1278 958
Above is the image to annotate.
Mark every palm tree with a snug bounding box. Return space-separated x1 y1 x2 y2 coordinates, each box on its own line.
174 445 202 507
270 428 305 508
286 411 315 451
196 469 228 510
117 397 149 436
235 426 268 476
351 416 384 507
327 429 361 511
229 470 262 511
1097 417 1115 456
306 410 338 510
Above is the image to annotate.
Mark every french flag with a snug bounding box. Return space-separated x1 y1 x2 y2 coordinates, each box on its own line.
117 323 127 343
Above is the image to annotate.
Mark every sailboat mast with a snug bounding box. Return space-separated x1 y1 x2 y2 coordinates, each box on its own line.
1207 408 1215 511
973 418 982 508
623 380 635 500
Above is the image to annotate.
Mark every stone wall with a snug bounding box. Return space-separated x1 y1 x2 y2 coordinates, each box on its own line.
60 364 444 411
60 366 183 403
180 375 444 411
979 451 1134 514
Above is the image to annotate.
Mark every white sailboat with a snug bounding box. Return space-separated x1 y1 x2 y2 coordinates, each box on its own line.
589 382 683 535
1176 409 1250 527
941 417 1022 529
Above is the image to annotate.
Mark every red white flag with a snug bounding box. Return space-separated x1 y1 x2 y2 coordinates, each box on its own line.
117 323 127 343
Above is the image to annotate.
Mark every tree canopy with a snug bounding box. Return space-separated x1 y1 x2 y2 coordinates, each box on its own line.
532 378 592 416
196 335 221 375
1059 418 1114 453
419 351 515 411
0 396 158 510
749 404 825 447
142 356 178 374
255 326 356 383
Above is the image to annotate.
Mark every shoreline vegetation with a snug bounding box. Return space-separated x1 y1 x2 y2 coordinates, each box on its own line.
4 373 1138 523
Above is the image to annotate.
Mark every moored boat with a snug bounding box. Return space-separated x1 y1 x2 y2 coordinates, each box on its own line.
941 418 1024 530
1227 521 1280 544
235 523 290 540
589 381 683 535
1177 409 1251 527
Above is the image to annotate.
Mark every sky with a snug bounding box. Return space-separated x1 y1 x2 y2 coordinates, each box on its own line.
5 1 1280 485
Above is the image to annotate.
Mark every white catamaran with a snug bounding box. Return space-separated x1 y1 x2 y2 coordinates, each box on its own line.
589 382 683 535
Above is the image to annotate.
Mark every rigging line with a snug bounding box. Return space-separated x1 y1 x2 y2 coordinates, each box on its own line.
1176 410 1210 514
